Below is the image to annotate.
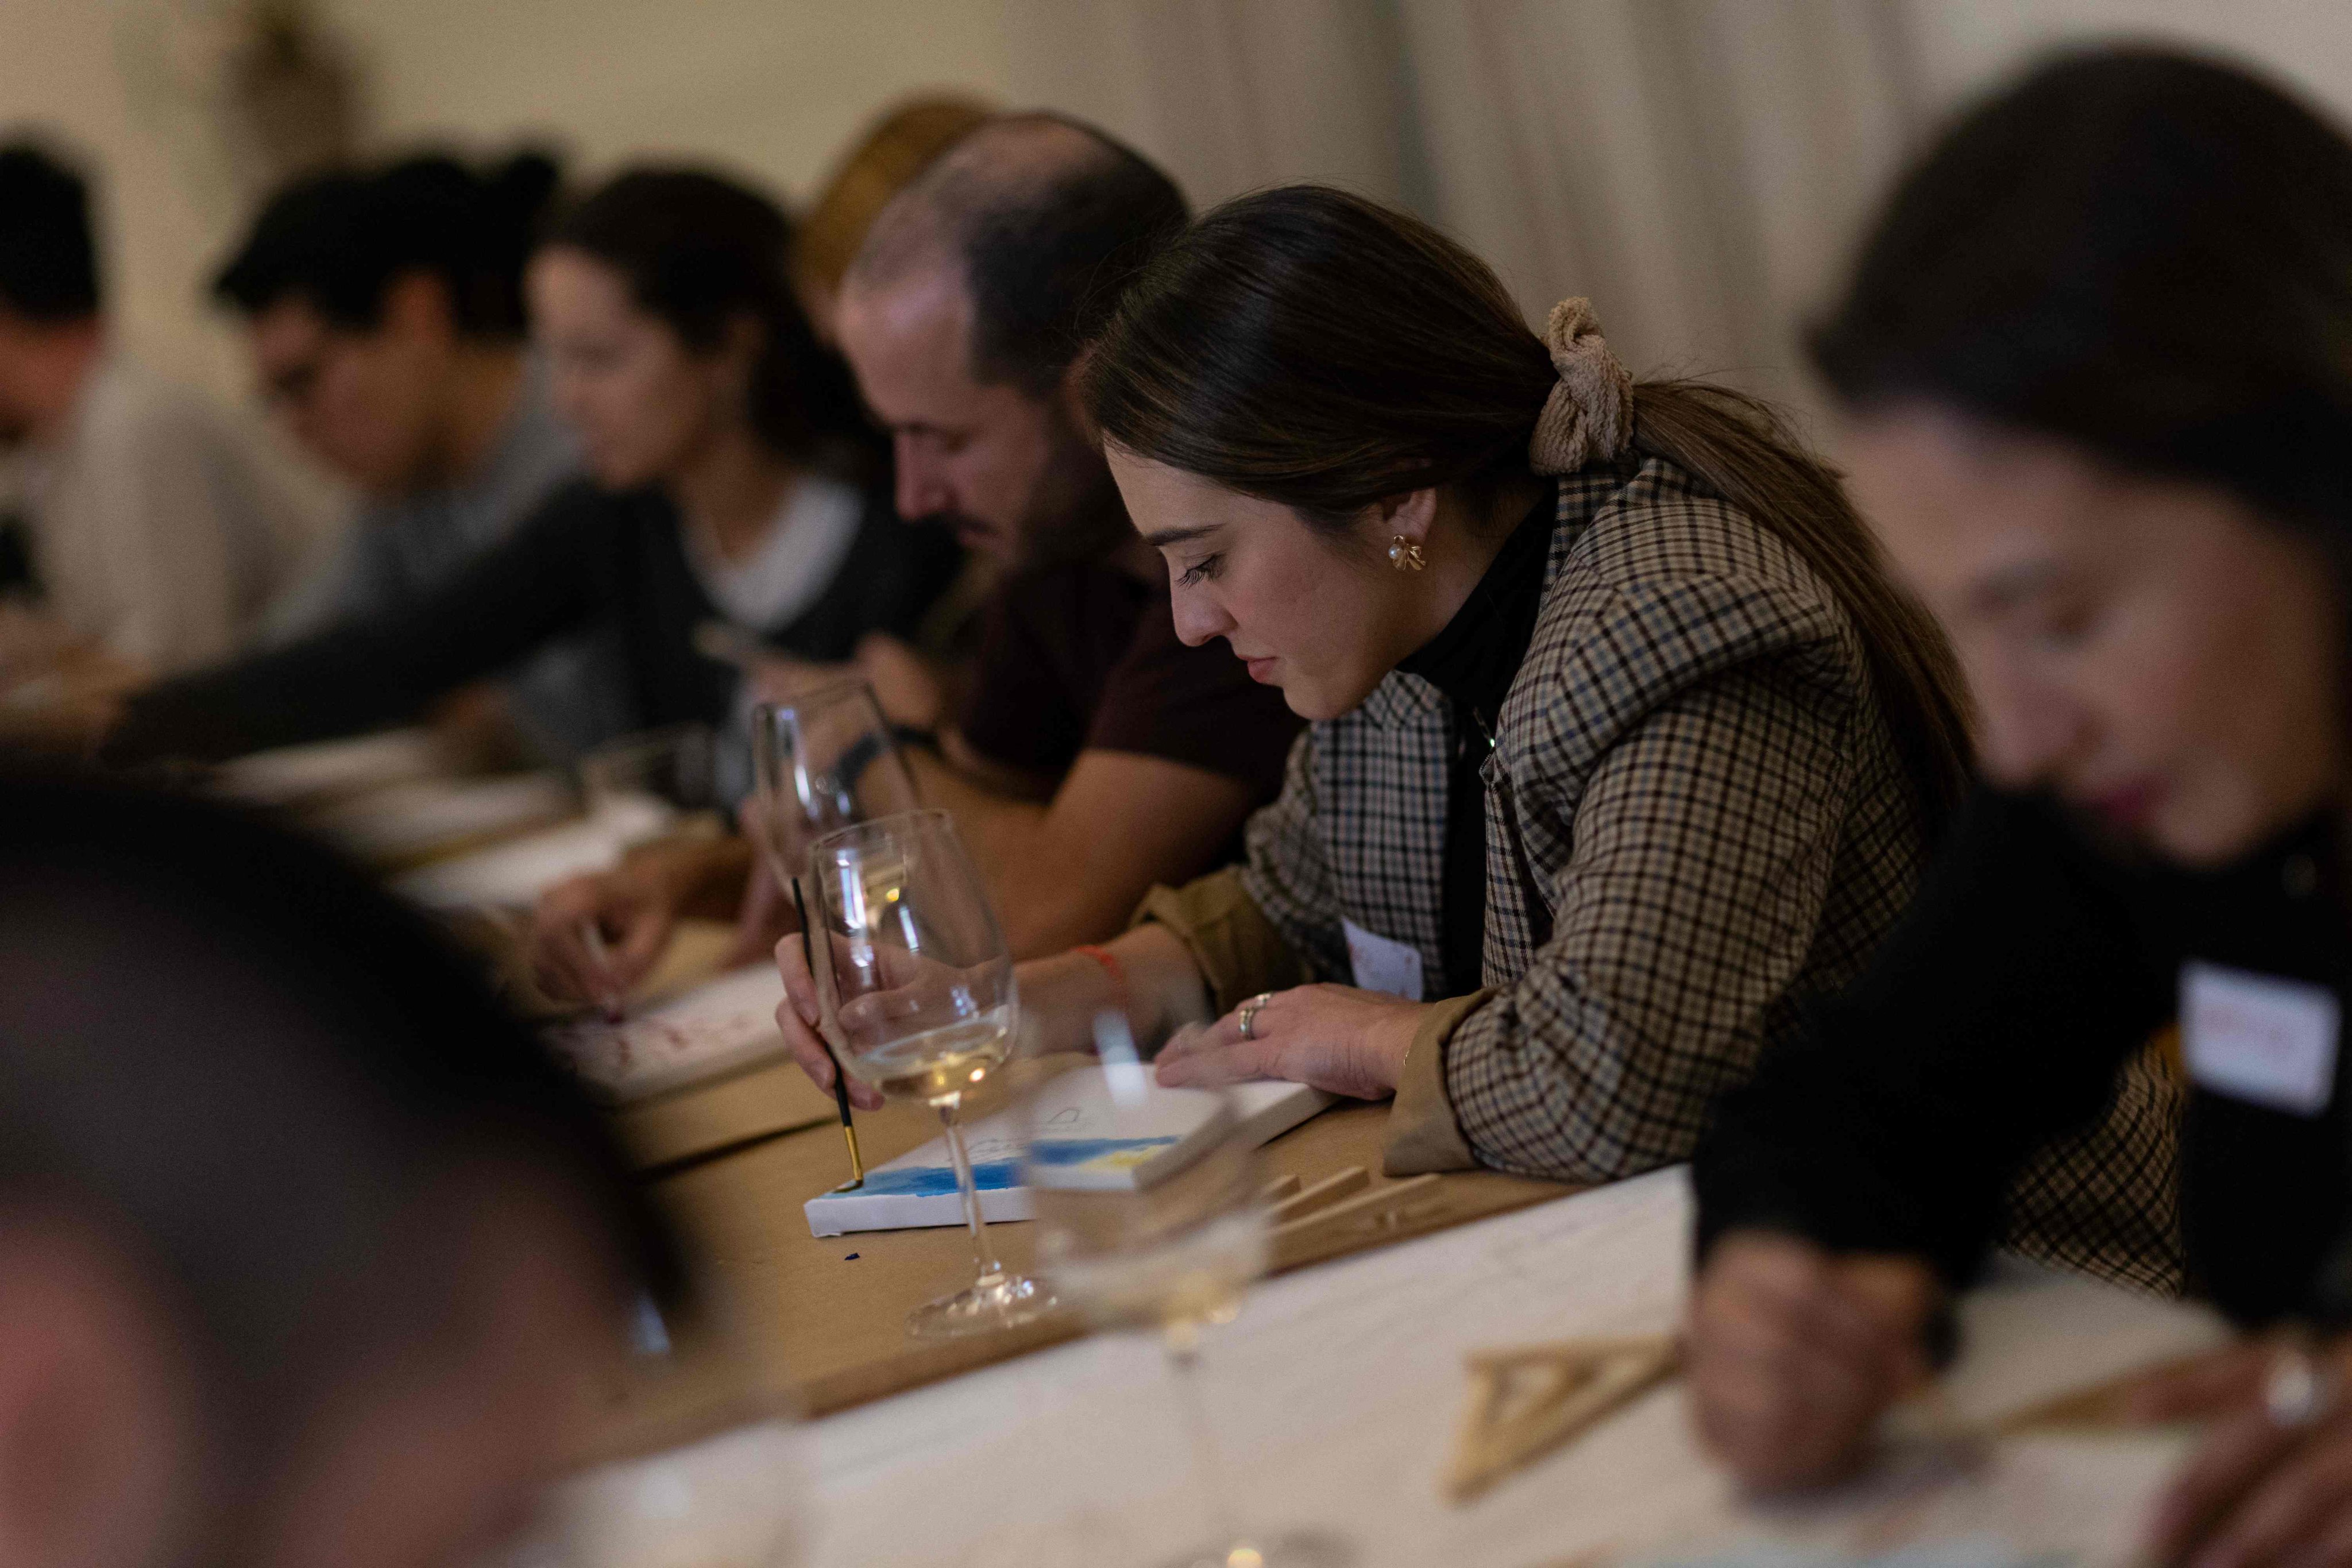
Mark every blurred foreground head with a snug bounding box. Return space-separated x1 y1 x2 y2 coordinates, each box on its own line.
0 766 681 1568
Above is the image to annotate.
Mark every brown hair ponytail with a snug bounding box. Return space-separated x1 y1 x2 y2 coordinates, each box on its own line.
1085 184 1972 829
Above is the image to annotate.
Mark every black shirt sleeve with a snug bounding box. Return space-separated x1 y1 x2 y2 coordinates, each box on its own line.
1691 787 2174 1287
105 482 616 765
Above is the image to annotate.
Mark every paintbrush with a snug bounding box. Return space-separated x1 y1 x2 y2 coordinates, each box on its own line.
790 876 864 1191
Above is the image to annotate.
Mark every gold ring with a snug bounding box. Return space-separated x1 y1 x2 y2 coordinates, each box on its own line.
1237 991 1275 1041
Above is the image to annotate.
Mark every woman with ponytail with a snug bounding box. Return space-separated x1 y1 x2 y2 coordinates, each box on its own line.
770 184 2176 1292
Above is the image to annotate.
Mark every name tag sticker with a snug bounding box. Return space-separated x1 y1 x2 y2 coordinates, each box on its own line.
2181 960 2339 1116
1343 918 1425 1002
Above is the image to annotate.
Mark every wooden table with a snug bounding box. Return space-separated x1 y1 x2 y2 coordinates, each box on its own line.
589 1096 2231 1568
604 1082 1575 1448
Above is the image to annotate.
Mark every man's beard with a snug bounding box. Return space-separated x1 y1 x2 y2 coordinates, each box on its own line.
933 400 1126 574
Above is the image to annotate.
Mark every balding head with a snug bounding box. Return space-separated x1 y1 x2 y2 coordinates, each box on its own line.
847 113 1187 395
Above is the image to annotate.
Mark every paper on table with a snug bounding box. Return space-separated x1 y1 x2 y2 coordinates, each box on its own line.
393 793 677 910
306 773 575 863
803 1068 1334 1237
546 964 795 1104
210 728 443 809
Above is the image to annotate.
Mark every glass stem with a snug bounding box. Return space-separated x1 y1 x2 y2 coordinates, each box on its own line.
1166 1331 1247 1552
935 1097 1005 1285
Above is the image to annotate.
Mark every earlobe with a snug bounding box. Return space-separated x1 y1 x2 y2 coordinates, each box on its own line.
1376 487 1440 547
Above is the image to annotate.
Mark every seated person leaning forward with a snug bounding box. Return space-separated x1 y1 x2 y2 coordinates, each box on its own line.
774 184 2180 1292
530 114 1301 998
1685 49 2352 1565
218 150 620 755
100 167 961 775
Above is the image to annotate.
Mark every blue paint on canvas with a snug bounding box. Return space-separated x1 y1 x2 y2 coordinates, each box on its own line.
855 1162 1025 1196
849 1136 1183 1198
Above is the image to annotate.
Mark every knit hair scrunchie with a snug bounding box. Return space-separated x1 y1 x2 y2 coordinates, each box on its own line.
1527 296 1633 476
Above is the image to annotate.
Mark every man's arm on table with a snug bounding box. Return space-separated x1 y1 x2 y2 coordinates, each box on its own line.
907 741 1257 959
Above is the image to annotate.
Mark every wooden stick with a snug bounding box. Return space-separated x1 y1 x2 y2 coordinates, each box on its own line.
1257 1173 1303 1205
1271 1172 1440 1241
1268 1165 1371 1225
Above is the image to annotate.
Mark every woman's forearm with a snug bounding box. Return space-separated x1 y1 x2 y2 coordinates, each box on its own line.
1016 923 1211 1055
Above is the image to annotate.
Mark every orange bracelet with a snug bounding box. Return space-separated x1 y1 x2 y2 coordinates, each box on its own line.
1072 943 1127 1006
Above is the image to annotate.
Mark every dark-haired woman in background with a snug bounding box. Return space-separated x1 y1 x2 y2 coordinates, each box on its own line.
772 184 2177 1289
220 150 624 755
105 168 961 778
1683 50 2352 1562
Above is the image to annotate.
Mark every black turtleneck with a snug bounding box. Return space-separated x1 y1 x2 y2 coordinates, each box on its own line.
1396 491 1555 997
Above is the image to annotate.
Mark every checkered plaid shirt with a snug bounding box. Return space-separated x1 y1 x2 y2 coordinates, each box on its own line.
1235 454 2181 1291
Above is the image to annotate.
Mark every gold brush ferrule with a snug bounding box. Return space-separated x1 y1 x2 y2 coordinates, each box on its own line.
840 1122 866 1188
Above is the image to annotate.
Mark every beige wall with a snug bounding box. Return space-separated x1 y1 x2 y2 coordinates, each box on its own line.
17 0 2352 421
0 2 256 395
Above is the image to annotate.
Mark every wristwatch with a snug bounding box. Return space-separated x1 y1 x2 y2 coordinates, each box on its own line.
831 724 937 797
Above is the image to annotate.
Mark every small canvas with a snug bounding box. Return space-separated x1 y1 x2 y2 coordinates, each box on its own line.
804 1068 1333 1237
544 964 792 1103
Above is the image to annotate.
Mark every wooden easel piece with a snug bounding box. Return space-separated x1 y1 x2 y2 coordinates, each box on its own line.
1258 1173 1303 1205
1443 1334 1681 1503
1268 1165 1370 1225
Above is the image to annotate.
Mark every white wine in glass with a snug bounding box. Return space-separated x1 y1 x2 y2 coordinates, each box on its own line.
804 808 1055 1339
1029 1059 1355 1568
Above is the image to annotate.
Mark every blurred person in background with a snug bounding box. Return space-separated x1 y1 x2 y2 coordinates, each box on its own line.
529 114 1302 1005
0 141 333 694
0 763 682 1567
102 168 961 786
525 99 996 996
213 150 632 759
790 92 998 702
1681 51 2352 1564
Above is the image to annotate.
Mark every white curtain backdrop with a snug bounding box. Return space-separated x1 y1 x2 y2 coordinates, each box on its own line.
1400 0 1917 422
1001 0 1424 212
1007 0 1918 428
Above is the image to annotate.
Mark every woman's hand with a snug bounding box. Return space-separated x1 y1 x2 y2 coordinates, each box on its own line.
771 933 885 1111
2139 1335 2352 1568
1152 983 1426 1100
1686 1231 1942 1492
530 867 675 1015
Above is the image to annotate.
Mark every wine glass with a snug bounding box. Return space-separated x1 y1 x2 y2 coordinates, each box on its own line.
578 722 722 849
747 678 919 880
1027 1025 1355 1568
803 808 1056 1339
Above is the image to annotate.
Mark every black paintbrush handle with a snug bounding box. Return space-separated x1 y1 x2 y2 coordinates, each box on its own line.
790 876 857 1126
